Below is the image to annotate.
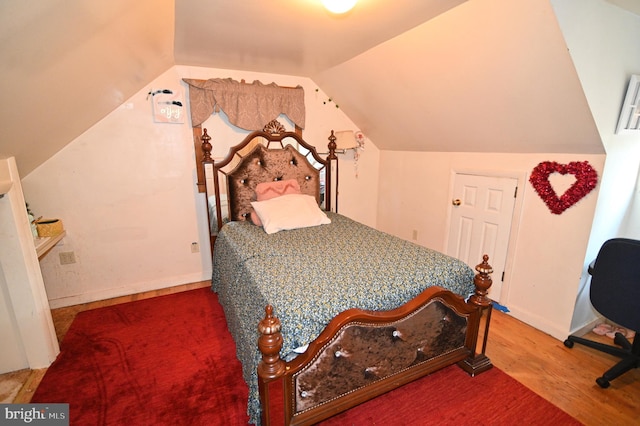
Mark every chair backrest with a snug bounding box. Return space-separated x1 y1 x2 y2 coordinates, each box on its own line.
590 238 640 332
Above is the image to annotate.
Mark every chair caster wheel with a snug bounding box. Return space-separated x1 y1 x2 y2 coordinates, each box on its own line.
596 377 610 388
563 339 574 348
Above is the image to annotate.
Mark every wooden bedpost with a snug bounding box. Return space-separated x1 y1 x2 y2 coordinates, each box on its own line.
469 254 493 308
258 305 286 426
258 305 285 379
200 129 218 254
325 130 338 213
459 254 494 376
201 128 213 162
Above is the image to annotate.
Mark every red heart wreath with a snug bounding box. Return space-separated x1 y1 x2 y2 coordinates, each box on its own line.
529 161 598 215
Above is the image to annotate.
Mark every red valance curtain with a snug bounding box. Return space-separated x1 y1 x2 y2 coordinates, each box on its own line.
182 78 305 129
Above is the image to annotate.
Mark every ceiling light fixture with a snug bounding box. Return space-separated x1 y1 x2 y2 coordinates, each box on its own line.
322 0 357 14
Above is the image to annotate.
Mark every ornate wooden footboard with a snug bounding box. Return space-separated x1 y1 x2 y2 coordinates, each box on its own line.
257 255 494 426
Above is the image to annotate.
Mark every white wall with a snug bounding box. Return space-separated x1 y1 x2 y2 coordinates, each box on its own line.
377 151 605 340
21 66 379 308
619 169 640 237
551 0 640 330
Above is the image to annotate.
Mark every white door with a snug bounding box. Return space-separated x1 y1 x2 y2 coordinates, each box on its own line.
447 174 518 302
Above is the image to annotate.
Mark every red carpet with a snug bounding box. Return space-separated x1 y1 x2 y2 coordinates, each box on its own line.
322 361 581 426
32 288 249 425
33 288 580 425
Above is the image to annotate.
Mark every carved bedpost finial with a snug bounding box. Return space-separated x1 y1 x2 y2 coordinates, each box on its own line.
327 130 338 160
257 305 285 380
201 128 213 162
469 255 493 308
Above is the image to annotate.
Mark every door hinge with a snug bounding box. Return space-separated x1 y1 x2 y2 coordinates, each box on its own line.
501 271 505 282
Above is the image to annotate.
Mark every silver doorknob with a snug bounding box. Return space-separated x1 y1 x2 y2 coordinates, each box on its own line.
452 199 461 206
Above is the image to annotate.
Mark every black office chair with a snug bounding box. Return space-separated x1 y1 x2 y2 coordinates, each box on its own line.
564 238 640 388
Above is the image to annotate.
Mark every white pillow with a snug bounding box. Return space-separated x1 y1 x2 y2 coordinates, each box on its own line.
251 194 331 234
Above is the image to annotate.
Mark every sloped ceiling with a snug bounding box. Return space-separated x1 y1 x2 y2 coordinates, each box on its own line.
1 0 607 176
0 0 175 176
313 0 604 153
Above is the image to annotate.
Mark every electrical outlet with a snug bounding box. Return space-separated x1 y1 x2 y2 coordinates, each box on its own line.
59 251 76 265
412 230 418 241
191 242 199 253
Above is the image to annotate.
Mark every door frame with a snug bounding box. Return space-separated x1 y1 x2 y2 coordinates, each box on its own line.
443 168 527 304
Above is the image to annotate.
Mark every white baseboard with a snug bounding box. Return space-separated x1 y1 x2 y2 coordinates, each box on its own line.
506 304 605 340
570 317 604 337
503 305 571 341
47 271 212 309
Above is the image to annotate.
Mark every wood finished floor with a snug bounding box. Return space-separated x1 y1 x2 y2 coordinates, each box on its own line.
2 282 638 425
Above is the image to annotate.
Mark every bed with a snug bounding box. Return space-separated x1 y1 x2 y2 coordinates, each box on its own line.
203 122 494 425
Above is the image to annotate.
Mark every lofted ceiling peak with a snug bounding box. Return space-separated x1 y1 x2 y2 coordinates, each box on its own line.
0 0 606 176
174 0 467 76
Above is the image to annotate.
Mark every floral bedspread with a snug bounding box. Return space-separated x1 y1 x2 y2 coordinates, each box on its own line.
211 212 475 425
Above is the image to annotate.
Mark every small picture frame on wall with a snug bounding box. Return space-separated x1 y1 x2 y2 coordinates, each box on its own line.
616 74 640 134
151 88 185 123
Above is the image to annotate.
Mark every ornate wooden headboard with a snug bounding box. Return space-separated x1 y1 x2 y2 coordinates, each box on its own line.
202 121 338 234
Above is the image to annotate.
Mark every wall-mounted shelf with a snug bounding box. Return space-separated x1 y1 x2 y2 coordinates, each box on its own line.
35 231 66 259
